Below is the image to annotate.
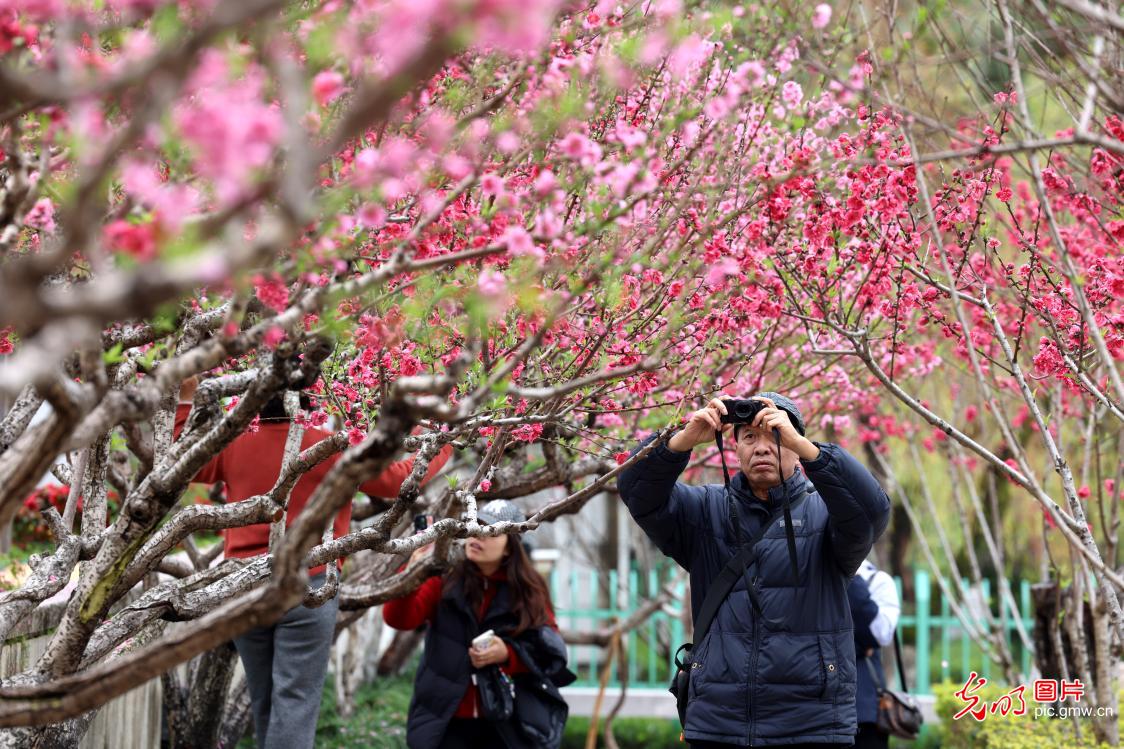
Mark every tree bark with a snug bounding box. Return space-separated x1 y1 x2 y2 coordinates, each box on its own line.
376 628 424 677
165 643 240 749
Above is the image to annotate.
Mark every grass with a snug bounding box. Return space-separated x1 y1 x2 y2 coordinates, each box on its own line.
234 671 688 749
313 672 413 749
236 671 414 749
233 668 949 748
561 717 682 749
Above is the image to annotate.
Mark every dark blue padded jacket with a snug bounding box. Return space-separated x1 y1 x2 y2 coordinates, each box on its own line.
617 436 891 746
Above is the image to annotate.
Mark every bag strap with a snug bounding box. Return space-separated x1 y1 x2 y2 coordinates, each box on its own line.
893 629 910 694
691 518 776 640
694 428 815 641
864 629 910 694
864 655 887 691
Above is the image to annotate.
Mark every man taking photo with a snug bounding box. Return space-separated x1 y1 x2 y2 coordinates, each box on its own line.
617 393 891 747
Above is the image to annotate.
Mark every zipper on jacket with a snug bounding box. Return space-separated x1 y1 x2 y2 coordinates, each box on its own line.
747 575 761 745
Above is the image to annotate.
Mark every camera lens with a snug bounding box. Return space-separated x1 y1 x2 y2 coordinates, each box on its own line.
735 402 755 420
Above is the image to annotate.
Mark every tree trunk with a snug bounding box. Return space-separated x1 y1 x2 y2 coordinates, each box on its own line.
164 642 241 749
1089 587 1119 745
1031 578 1118 745
218 679 252 749
334 608 384 718
885 503 912 589
863 442 911 596
377 628 424 677
1031 581 1067 683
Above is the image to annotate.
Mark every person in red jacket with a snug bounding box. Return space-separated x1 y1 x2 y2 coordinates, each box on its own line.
385 500 568 749
175 376 452 749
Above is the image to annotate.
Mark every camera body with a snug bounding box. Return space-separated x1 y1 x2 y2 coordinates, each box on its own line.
719 398 767 426
719 398 805 435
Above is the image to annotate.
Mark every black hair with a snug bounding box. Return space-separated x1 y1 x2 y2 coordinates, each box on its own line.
260 392 314 421
446 537 553 636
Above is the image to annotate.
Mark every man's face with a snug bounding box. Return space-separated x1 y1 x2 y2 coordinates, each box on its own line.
735 422 801 498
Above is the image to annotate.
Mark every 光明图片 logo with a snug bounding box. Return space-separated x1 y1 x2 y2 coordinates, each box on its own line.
953 674 1115 721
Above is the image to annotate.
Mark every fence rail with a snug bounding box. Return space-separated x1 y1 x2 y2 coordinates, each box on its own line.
551 567 1035 695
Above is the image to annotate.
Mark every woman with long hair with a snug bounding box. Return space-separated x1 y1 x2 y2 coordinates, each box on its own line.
384 500 575 749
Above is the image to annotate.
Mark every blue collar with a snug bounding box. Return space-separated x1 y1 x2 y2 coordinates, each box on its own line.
730 469 809 511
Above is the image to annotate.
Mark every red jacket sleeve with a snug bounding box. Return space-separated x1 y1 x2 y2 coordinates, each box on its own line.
359 443 453 499
383 574 443 630
503 645 529 675
174 403 224 485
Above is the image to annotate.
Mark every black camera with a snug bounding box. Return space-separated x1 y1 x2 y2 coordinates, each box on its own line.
719 398 766 426
719 398 805 435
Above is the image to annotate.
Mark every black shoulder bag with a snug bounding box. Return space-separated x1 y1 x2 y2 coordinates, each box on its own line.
668 428 804 729
865 632 924 740
474 666 515 722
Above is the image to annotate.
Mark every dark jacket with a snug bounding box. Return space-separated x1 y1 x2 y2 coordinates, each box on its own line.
405 577 575 749
848 573 884 725
498 627 577 749
617 436 891 746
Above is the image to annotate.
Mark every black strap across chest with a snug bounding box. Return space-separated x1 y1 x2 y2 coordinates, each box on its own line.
692 478 814 639
715 429 801 583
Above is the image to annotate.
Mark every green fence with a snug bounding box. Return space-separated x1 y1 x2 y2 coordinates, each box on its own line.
550 567 1036 695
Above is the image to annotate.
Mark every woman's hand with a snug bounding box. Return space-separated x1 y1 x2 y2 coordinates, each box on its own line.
469 637 510 668
407 543 434 568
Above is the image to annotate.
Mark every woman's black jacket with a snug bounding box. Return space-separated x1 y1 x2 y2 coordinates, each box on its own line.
405 576 576 749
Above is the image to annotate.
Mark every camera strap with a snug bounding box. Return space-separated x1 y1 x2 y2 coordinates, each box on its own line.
714 429 801 585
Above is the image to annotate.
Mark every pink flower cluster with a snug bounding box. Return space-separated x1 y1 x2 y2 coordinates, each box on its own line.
253 274 290 313
174 51 283 203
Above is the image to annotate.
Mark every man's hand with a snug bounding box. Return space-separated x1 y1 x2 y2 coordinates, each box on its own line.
750 396 820 461
668 397 731 452
469 637 510 668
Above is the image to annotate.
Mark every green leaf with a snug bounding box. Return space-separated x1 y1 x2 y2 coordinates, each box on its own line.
306 23 338 68
152 4 182 43
616 34 641 66
103 343 125 365
603 278 622 308
443 78 471 113
152 304 180 336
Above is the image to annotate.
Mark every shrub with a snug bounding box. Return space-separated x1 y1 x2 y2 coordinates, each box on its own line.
14 483 121 550
561 717 682 749
933 679 1117 749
